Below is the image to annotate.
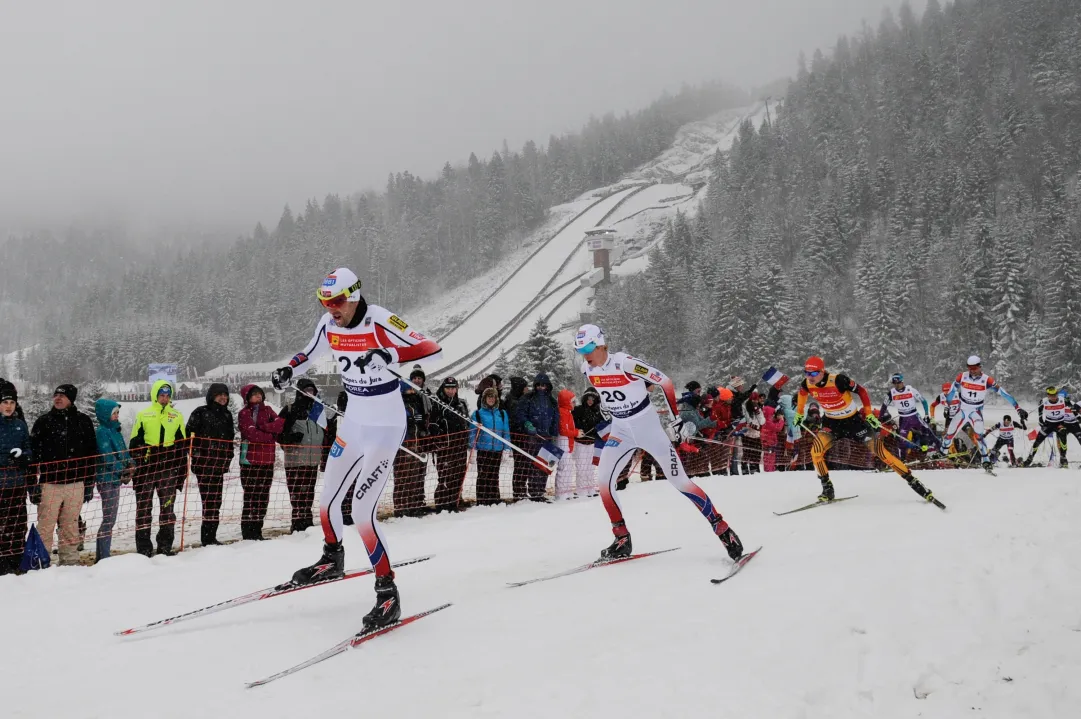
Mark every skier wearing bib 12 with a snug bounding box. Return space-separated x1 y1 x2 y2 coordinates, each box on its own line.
1022 386 1071 468
795 356 938 505
942 355 1027 472
271 268 441 630
573 324 745 561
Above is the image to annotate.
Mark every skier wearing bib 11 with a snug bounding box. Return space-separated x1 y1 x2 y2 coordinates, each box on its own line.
271 268 441 630
573 324 746 562
941 355 1027 472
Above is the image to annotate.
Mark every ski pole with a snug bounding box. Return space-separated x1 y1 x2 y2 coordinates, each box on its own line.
388 369 554 472
297 389 426 462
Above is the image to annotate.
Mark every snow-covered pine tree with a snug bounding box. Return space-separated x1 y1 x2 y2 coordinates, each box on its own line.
518 316 571 387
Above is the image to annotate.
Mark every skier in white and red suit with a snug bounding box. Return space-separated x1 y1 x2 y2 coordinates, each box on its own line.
272 267 441 630
573 324 745 562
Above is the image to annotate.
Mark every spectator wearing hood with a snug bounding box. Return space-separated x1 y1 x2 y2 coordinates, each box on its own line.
129 380 187 556
0 382 31 575
571 388 603 497
431 377 470 512
93 398 133 561
32 383 99 565
237 384 285 540
516 373 559 501
503 376 530 501
553 389 578 500
760 404 786 472
470 386 510 505
279 378 324 533
393 368 432 516
186 383 235 546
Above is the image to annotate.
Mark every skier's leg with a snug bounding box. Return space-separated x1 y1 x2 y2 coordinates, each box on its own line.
640 428 722 528
595 433 636 537
968 410 990 462
940 409 966 449
318 430 365 545
809 427 835 499
350 423 407 578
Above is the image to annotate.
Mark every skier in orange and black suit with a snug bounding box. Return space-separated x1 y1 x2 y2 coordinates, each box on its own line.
794 356 943 508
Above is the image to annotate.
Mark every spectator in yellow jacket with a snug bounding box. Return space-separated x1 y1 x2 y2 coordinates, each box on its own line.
129 380 187 557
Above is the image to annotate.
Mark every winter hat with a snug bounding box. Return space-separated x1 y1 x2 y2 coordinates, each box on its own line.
481 387 500 405
296 377 318 396
243 384 265 403
53 384 78 403
410 367 426 383
685 380 702 393
0 382 17 403
533 373 552 390
441 376 459 389
706 386 720 399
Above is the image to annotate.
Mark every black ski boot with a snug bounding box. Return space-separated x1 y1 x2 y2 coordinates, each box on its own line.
362 574 401 630
291 541 345 586
817 475 835 502
713 517 743 560
200 521 221 546
903 473 934 501
600 522 632 561
1060 456 1070 469
135 529 154 558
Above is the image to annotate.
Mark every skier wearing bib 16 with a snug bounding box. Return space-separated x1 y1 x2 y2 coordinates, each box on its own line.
879 373 939 460
795 356 939 505
271 268 441 630
942 355 1027 472
573 324 745 561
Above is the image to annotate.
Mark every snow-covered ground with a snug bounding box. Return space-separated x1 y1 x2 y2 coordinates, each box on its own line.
4 467 1079 718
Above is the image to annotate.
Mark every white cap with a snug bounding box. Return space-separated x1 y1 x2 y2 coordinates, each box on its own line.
967 354 981 365
317 267 362 302
574 324 606 353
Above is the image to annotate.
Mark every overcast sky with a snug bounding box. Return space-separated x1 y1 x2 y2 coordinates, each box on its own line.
0 0 921 232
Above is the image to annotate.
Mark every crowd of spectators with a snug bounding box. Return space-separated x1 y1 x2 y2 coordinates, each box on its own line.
0 364 938 575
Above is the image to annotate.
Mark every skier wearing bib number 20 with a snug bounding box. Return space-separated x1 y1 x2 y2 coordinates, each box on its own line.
271 268 441 630
941 355 1027 472
573 324 745 562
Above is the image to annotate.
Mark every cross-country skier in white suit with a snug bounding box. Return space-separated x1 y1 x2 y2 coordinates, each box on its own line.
574 324 745 561
272 268 441 630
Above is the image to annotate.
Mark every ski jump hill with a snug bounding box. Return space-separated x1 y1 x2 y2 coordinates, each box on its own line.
408 102 771 380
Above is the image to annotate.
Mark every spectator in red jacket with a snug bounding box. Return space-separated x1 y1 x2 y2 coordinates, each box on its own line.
760 404 786 472
237 384 285 540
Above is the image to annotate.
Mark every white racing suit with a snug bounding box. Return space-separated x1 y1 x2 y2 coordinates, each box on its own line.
942 371 1019 463
288 304 441 577
584 353 732 540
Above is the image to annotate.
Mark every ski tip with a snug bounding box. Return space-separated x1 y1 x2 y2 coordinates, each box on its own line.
114 628 135 637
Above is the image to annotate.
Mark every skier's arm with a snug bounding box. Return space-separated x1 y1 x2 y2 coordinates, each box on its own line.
370 309 442 364
288 317 331 375
624 357 678 417
795 381 809 416
987 378 1020 409
914 388 929 416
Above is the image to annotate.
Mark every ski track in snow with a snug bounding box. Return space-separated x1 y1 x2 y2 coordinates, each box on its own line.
3 468 1079 718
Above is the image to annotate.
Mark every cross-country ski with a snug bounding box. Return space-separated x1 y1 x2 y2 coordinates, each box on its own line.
710 546 762 584
245 603 452 689
114 555 433 636
774 496 859 516
507 548 680 588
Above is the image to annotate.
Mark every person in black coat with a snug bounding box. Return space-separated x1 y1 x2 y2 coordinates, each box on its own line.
516 373 560 501
503 376 530 500
30 384 98 565
431 377 470 511
394 368 432 516
185 383 235 545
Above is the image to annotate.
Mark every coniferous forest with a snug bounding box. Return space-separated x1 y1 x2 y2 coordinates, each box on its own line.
0 84 745 382
595 0 1081 394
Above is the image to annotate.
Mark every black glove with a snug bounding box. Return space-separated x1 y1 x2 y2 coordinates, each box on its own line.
28 483 41 505
1016 407 1028 429
336 391 349 414
84 484 94 504
271 365 293 390
355 347 394 373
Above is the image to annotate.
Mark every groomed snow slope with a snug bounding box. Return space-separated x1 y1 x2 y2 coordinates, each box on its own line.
4 468 1079 718
432 185 638 372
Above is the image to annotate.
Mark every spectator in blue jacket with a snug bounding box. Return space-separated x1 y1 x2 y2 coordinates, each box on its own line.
0 382 31 575
470 387 510 505
94 398 134 562
517 373 559 500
